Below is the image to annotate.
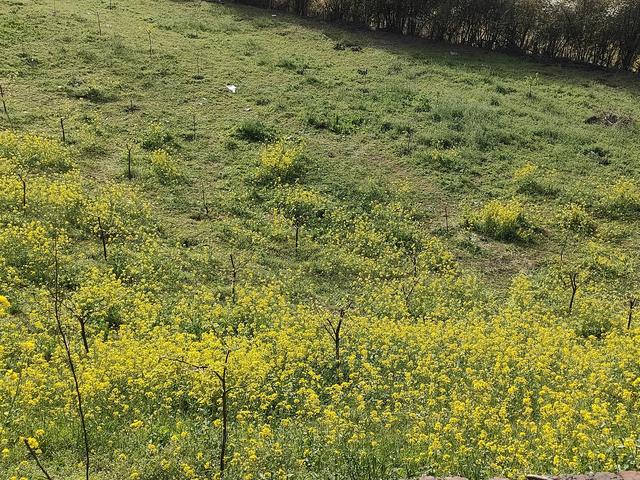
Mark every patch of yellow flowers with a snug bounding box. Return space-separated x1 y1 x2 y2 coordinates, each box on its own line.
0 131 639 480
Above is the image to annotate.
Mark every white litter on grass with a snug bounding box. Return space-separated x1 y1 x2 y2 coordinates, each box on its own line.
226 84 237 93
449 51 459 56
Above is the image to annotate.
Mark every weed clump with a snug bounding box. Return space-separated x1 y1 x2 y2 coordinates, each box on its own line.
149 149 181 184
513 163 555 196
558 203 597 235
585 111 634 127
601 180 640 217
255 139 304 185
67 83 118 103
584 146 611 165
235 120 275 143
468 199 534 242
141 123 177 151
306 112 363 134
495 84 515 94
334 40 362 52
420 148 461 171
276 57 308 73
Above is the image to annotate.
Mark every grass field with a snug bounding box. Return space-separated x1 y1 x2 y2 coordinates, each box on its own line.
1 1 640 479
2 0 640 289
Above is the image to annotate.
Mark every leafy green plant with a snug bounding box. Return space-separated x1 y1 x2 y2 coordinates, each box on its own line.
140 123 177 151
235 120 275 143
306 112 364 134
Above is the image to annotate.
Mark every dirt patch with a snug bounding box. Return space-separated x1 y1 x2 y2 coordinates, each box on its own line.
585 111 634 126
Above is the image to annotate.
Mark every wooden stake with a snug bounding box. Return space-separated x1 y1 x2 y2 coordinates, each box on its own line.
628 297 637 330
97 217 108 260
443 205 449 233
568 272 578 314
126 144 133 179
230 254 237 304
0 84 9 120
60 118 66 144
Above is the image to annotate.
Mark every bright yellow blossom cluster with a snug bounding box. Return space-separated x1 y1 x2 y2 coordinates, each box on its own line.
469 198 534 242
256 139 303 184
0 131 639 480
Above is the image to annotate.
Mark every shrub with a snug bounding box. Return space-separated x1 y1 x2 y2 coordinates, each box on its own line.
513 163 555 196
141 123 176 151
601 179 640 216
255 139 303 185
558 203 596 235
420 148 461 170
149 149 180 184
513 163 537 191
577 313 614 339
278 185 326 226
0 130 73 174
306 112 363 134
0 221 58 285
235 120 275 143
469 199 534 242
574 298 615 339
86 183 155 240
0 294 10 317
581 241 630 280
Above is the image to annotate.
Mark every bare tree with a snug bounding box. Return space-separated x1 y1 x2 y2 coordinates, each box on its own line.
568 271 578 314
16 173 26 207
50 238 90 480
167 349 233 479
23 438 54 480
97 217 108 261
322 301 352 382
60 118 66 144
628 297 637 330
0 84 9 120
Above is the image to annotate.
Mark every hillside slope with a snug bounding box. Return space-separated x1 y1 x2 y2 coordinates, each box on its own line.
1 1 640 479
1 0 639 290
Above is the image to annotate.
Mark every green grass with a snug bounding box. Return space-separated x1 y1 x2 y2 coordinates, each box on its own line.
2 2 640 479
1 0 639 289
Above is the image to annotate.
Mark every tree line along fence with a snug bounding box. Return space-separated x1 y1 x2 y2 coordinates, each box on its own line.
234 0 640 73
